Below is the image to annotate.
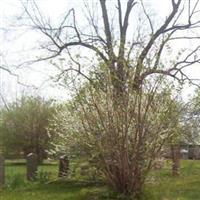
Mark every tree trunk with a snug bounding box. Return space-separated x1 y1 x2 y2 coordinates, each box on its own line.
171 144 180 176
36 147 44 164
132 173 143 200
106 157 144 199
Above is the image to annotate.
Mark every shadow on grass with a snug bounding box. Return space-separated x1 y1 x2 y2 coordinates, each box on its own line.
23 179 106 194
17 180 116 200
6 160 57 166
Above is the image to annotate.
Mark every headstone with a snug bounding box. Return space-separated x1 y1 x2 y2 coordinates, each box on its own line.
0 155 5 185
58 155 69 177
26 153 38 181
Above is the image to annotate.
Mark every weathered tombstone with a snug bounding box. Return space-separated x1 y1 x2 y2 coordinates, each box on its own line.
26 153 38 181
0 155 5 186
58 155 69 177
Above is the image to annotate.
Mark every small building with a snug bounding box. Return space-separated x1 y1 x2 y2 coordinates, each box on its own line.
164 144 200 160
182 144 200 160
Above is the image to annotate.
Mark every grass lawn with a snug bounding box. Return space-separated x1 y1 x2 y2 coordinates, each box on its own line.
1 160 200 200
144 160 200 200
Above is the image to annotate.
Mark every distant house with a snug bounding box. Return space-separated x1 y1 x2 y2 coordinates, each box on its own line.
164 143 200 160
180 144 200 160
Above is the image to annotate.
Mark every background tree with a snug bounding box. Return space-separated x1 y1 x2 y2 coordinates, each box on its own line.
161 99 185 177
183 89 200 144
169 92 200 177
0 96 56 163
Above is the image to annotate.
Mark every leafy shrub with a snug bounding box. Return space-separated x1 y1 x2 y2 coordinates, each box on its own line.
73 162 101 181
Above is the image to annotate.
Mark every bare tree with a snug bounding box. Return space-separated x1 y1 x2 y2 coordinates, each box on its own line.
20 0 200 198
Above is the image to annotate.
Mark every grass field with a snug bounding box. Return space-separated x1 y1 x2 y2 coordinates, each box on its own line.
1 160 200 200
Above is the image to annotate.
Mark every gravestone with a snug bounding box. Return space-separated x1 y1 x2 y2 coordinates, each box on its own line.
58 155 69 177
0 155 5 185
26 153 38 181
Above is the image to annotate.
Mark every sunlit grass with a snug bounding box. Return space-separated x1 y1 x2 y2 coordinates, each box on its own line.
1 160 200 200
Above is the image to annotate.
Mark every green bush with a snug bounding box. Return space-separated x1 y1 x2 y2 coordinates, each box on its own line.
72 162 102 181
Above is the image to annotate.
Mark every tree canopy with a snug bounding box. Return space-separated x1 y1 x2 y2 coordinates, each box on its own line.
0 96 56 162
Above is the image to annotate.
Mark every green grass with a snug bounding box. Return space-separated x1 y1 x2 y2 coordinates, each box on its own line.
1 160 200 200
144 160 200 200
0 181 109 200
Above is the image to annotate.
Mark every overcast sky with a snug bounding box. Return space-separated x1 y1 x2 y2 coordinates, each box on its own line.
1 0 200 104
